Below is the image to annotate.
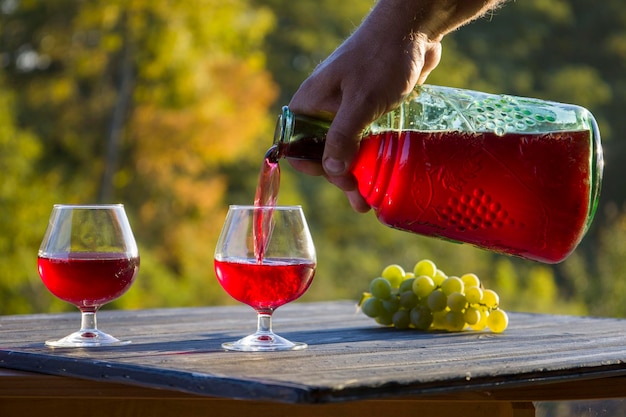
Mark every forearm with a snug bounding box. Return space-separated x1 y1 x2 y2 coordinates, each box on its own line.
365 0 507 41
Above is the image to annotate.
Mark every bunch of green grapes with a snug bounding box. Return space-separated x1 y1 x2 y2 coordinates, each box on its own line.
358 259 509 333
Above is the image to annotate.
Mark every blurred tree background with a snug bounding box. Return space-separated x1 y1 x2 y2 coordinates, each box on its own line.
1 0 625 321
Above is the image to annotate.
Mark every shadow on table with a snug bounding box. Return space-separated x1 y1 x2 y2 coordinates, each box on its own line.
9 322 487 357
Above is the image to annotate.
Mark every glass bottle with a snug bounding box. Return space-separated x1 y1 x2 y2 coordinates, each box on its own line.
273 84 603 264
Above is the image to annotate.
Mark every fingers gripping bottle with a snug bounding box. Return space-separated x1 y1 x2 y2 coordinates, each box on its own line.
273 85 603 263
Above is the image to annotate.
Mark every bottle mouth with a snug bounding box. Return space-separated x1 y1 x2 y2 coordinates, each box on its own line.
264 145 280 163
273 106 293 146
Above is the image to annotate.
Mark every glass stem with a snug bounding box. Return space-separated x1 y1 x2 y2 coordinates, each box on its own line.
256 312 273 335
80 311 98 333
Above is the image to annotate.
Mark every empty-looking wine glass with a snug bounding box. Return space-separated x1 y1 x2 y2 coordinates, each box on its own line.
214 205 316 351
37 204 140 347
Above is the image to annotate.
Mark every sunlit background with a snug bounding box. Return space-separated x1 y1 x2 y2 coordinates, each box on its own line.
2 0 625 313
2 0 626 414
2 0 625 314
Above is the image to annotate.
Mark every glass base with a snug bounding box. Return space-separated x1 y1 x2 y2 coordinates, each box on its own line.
45 329 131 348
222 331 307 352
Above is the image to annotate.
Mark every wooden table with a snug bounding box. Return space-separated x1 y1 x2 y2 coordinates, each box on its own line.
1 301 626 417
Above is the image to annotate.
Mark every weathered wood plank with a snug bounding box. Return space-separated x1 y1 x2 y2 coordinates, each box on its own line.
0 397 535 417
1 301 626 404
3 368 626 402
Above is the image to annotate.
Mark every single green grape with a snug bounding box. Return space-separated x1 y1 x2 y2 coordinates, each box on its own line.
470 309 489 331
381 264 405 288
410 306 434 330
487 309 509 333
374 314 393 326
441 276 464 296
382 296 400 314
399 277 416 293
399 291 418 310
464 306 481 325
461 273 481 288
432 269 448 286
361 297 383 318
447 292 467 313
446 311 466 331
392 309 411 329
412 275 436 298
413 259 437 278
431 310 448 330
482 289 500 308
465 286 484 304
370 277 393 300
427 289 448 312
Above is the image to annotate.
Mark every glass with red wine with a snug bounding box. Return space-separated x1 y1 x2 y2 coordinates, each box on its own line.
214 205 316 351
37 204 140 348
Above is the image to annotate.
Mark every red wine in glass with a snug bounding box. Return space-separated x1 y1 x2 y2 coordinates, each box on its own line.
38 252 139 309
38 204 139 347
214 205 316 351
215 257 315 312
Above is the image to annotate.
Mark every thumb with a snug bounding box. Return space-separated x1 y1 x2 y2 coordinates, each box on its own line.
322 103 372 177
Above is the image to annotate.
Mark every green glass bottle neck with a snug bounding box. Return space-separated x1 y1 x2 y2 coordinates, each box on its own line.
273 106 331 161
